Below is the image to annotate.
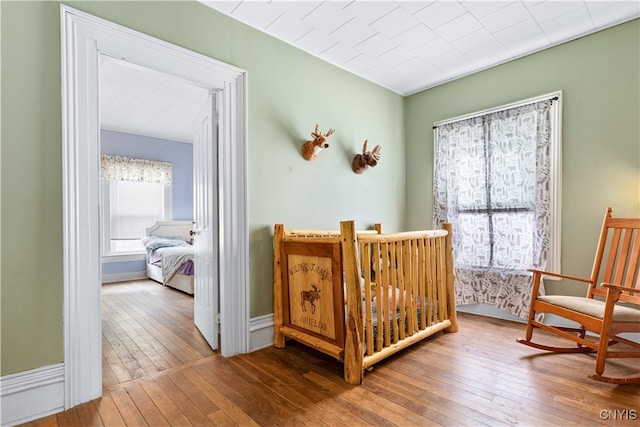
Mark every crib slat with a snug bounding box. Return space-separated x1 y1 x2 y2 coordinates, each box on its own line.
398 242 408 340
408 239 418 334
362 243 374 357
382 243 392 346
427 237 435 326
374 243 383 353
418 238 426 330
436 236 447 322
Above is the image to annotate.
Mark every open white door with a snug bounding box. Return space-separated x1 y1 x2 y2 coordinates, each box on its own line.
192 92 219 350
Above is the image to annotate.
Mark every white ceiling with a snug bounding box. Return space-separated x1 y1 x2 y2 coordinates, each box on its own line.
100 1 639 143
202 0 639 96
100 55 209 143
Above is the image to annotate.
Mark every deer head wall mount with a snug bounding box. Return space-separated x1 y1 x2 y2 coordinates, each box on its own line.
352 140 381 174
302 124 335 161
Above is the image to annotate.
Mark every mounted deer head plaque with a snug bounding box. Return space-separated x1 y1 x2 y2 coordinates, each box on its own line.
352 140 381 174
302 124 335 161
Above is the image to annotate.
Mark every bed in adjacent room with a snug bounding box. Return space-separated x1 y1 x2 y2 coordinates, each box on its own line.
143 220 195 295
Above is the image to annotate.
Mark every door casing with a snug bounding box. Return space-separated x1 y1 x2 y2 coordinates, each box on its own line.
60 5 249 408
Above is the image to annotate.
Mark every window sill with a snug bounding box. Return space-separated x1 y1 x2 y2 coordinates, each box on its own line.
101 253 146 263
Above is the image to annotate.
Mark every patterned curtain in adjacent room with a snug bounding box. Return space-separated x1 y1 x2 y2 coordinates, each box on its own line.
101 154 173 185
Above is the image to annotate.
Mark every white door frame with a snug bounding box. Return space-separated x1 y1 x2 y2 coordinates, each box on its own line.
60 5 249 408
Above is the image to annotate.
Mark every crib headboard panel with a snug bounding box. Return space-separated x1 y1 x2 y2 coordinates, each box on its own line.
278 240 346 357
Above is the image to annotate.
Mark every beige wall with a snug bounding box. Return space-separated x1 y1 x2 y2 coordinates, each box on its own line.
0 1 405 376
405 19 640 299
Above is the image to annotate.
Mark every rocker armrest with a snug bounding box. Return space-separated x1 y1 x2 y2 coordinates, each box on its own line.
527 269 594 284
602 283 639 294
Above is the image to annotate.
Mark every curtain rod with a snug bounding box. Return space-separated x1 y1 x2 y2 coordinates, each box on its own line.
432 92 561 130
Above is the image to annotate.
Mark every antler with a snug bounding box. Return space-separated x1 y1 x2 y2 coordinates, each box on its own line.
325 128 335 138
362 140 369 154
371 144 381 161
311 124 321 139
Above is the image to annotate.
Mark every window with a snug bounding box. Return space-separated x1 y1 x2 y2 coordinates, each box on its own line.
433 92 562 318
101 155 173 259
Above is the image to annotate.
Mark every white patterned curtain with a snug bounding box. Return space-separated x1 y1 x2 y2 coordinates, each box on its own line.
101 155 172 185
433 99 553 319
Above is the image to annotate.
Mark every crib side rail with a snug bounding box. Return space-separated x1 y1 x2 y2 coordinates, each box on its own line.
342 222 457 383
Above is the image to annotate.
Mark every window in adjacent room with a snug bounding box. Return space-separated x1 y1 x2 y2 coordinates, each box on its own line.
100 155 173 258
433 91 562 318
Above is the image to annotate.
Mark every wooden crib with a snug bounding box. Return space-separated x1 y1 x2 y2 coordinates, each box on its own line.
273 220 458 384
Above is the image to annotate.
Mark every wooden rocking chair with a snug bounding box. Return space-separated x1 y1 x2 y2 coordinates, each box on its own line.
517 207 640 384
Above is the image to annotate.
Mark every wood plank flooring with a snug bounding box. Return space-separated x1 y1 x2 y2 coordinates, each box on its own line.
22 281 639 426
101 280 215 389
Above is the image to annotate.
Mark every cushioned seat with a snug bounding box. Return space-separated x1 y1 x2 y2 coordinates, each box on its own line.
538 295 640 322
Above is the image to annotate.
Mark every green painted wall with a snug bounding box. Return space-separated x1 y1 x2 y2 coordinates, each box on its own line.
1 0 637 378
405 19 640 299
0 1 404 375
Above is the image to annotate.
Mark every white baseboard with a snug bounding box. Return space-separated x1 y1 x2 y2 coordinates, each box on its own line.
101 271 147 284
249 313 274 352
0 363 65 427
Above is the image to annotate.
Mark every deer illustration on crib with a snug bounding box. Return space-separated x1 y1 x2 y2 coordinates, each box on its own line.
302 124 335 161
301 284 321 314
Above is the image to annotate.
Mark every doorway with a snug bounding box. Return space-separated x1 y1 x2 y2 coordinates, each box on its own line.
61 5 249 409
99 55 216 388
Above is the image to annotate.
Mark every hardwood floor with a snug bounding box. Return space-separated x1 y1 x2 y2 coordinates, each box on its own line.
22 285 639 426
101 280 215 389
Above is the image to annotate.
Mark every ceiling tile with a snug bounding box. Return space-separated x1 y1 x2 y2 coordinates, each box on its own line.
370 6 421 39
526 1 585 23
343 54 379 74
450 28 498 53
505 32 550 57
539 7 594 43
436 12 483 42
268 13 312 43
355 33 398 58
589 2 640 28
413 37 455 61
302 1 354 34
330 16 377 47
493 18 545 46
430 49 468 71
464 39 511 64
461 1 513 19
478 1 531 33
374 45 417 68
231 1 283 30
393 24 438 50
295 28 338 55
344 1 399 25
397 1 433 14
321 42 361 64
271 1 322 20
414 1 467 29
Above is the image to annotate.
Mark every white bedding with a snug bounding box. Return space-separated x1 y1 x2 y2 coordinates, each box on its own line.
143 221 195 294
158 245 194 284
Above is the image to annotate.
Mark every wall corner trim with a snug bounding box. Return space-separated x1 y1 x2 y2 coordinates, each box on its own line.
0 363 65 426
